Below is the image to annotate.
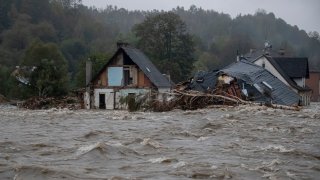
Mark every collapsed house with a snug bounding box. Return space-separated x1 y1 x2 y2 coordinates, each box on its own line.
244 48 311 105
84 43 172 110
187 60 300 106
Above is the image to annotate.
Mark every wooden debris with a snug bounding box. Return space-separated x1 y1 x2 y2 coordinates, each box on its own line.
18 96 81 110
0 94 8 103
151 89 301 112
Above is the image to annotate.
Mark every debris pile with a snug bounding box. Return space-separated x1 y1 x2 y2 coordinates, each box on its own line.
152 89 300 112
18 96 81 110
0 94 8 103
152 89 256 111
152 60 302 112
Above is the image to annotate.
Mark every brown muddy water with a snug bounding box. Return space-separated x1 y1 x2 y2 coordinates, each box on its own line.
0 104 319 180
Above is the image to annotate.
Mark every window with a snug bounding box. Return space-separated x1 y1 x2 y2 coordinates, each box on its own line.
108 67 123 86
123 68 132 86
262 81 273 90
262 62 265 68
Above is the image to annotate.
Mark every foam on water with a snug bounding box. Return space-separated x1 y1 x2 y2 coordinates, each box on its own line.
148 157 177 163
262 144 294 153
141 138 164 149
0 103 319 179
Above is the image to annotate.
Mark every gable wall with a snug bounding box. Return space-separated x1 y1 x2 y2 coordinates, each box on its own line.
254 57 297 92
293 78 305 87
93 51 154 88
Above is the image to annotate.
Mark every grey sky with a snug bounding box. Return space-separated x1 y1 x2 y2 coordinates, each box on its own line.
82 0 320 34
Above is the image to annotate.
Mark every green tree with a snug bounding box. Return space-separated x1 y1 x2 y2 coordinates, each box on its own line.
133 12 195 82
22 41 69 97
193 52 219 73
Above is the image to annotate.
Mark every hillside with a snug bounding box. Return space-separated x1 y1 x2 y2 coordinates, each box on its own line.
0 0 319 99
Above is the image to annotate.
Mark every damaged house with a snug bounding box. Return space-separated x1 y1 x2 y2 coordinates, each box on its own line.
244 48 311 105
188 60 300 106
84 44 172 109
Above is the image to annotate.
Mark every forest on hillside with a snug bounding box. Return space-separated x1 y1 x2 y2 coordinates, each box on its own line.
0 0 319 99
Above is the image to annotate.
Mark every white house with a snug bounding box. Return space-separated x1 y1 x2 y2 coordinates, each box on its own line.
244 49 311 106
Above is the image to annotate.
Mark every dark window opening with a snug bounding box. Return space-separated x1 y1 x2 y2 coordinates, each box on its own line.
123 53 135 65
99 94 106 109
124 69 132 86
196 77 204 83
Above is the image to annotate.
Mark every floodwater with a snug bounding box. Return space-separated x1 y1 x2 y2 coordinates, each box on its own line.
0 104 319 180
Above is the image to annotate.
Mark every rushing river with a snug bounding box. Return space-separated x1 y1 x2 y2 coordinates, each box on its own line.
0 104 319 179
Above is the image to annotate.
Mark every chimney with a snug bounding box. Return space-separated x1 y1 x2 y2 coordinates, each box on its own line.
86 59 92 86
264 41 272 55
117 41 129 48
236 50 240 62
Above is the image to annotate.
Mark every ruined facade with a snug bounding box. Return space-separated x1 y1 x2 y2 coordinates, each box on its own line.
188 60 300 106
84 45 171 109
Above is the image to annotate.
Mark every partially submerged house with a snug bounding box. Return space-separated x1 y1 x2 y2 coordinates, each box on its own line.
84 44 172 109
188 60 300 106
244 48 311 105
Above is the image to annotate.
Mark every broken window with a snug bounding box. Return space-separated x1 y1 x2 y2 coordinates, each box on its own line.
123 68 133 86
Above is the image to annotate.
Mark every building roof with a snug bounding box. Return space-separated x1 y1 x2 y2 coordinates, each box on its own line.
273 57 309 78
122 47 171 88
188 70 219 92
243 49 310 92
91 46 171 89
220 60 300 106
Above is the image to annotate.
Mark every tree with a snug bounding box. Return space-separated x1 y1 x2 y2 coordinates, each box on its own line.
308 31 320 42
133 12 195 82
22 41 69 97
51 0 83 8
193 52 219 73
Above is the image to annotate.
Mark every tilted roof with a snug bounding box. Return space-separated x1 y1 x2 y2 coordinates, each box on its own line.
243 50 310 92
220 60 300 106
188 70 219 92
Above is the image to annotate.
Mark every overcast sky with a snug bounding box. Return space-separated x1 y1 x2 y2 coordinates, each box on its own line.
82 0 320 34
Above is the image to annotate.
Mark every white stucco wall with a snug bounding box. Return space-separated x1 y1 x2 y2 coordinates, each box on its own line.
93 89 114 109
84 92 90 109
118 88 150 97
293 78 305 87
90 88 169 110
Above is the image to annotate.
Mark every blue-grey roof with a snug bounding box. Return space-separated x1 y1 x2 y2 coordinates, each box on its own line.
122 47 171 88
188 70 218 92
243 50 310 92
220 60 300 106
